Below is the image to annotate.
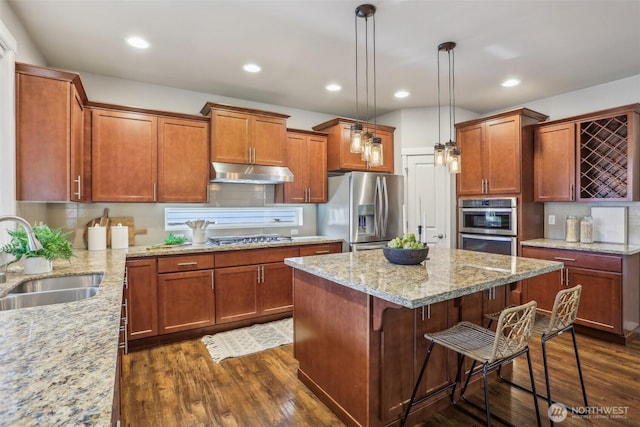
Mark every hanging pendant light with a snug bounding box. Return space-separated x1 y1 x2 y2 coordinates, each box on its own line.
350 4 383 168
435 41 461 174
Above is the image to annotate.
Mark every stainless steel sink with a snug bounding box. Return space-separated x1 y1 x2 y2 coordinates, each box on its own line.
0 287 99 311
8 273 104 294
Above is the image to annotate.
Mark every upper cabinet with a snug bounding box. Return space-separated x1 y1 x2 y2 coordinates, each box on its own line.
276 129 328 203
16 63 89 202
312 118 395 173
90 105 209 203
533 104 640 202
200 102 289 166
456 108 548 197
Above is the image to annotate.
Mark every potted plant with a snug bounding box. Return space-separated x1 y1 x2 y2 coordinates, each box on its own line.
1 225 74 274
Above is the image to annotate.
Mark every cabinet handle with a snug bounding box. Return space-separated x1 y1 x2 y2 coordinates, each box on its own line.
261 265 265 283
553 256 576 262
153 183 157 201
560 267 564 286
315 250 331 254
570 184 575 201
211 271 214 290
565 269 570 287
124 267 129 289
177 261 198 267
257 265 261 283
74 175 81 199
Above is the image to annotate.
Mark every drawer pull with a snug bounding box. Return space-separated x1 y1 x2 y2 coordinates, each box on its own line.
177 262 198 267
315 250 331 254
553 256 576 262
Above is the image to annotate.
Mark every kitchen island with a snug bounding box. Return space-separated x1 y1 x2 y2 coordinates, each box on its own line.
284 247 563 427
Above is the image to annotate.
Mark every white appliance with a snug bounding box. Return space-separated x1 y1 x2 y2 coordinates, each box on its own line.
317 172 404 251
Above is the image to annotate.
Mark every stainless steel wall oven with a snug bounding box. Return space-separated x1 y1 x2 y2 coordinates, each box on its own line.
458 197 518 256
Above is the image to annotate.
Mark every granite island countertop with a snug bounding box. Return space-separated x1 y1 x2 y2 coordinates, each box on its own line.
521 238 640 255
284 247 563 309
0 235 342 426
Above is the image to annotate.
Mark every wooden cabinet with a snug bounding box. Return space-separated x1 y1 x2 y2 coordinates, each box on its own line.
91 109 158 202
214 247 299 324
533 122 576 201
276 129 328 203
456 109 548 196
312 118 395 173
157 254 215 334
201 102 289 166
522 246 639 340
125 258 158 340
157 117 209 202
16 63 88 202
298 242 343 256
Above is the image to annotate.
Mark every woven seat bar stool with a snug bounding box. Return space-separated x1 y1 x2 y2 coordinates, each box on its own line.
401 300 540 427
485 284 587 426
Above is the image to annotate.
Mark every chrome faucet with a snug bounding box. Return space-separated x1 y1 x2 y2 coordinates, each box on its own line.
0 216 43 251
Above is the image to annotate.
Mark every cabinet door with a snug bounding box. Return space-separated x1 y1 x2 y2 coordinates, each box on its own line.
253 116 286 165
211 110 250 163
522 270 561 314
307 134 328 202
92 110 157 202
456 123 485 196
214 265 259 323
70 85 86 201
534 123 576 201
261 262 293 315
16 73 72 201
569 267 622 333
126 258 158 340
283 132 307 203
485 115 521 194
157 270 215 334
157 117 209 202
414 302 449 402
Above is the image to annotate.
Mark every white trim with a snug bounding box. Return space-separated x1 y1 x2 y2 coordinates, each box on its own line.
0 19 17 54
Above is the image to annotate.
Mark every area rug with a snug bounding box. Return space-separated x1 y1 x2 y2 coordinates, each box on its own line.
201 317 293 363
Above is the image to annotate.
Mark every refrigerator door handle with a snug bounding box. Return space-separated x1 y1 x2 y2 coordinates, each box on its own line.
381 177 389 237
374 176 381 237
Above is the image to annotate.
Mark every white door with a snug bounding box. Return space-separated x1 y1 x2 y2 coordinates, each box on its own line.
403 151 453 248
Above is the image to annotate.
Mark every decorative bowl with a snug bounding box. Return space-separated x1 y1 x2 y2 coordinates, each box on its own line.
382 246 429 265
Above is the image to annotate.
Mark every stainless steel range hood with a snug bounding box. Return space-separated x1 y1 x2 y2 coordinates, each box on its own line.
210 162 294 184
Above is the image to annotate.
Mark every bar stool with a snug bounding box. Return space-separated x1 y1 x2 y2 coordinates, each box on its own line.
485 284 587 426
401 300 540 427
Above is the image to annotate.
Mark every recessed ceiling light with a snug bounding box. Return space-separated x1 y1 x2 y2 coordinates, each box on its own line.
126 36 149 49
243 63 262 73
502 79 521 87
394 90 410 98
325 83 342 92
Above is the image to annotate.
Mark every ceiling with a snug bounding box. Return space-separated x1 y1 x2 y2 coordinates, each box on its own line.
8 0 640 117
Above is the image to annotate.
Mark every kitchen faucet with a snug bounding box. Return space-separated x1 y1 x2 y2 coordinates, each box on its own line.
0 216 43 252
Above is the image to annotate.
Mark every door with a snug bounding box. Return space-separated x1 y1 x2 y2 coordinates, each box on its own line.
261 262 294 315
125 258 158 340
405 152 452 248
307 135 328 202
485 115 521 194
568 267 622 333
214 265 259 323
456 123 485 196
252 115 286 165
534 122 576 201
211 110 251 163
157 270 215 334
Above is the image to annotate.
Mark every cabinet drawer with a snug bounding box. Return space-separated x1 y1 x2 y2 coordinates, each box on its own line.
215 247 299 267
522 246 621 272
299 242 342 256
157 254 215 273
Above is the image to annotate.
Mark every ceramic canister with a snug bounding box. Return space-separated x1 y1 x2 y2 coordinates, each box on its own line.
88 224 107 251
111 223 129 249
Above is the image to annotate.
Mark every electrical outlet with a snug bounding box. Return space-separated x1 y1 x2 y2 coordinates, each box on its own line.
548 215 555 225
291 229 299 235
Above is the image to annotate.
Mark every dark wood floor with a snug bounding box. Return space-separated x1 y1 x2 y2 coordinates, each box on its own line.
121 331 640 426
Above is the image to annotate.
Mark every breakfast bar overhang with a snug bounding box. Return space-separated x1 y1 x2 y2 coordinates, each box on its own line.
284 248 563 427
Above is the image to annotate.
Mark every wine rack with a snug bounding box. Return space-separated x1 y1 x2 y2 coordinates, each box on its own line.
579 114 629 199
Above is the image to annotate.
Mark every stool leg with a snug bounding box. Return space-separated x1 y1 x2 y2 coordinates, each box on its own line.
450 354 466 404
541 334 553 426
460 359 477 400
571 326 589 408
482 364 491 427
526 348 542 427
401 340 435 427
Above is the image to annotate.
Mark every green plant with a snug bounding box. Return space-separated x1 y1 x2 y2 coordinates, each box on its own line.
1 225 74 263
164 233 187 245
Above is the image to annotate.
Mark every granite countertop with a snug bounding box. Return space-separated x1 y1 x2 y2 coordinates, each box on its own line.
284 247 563 309
521 238 640 255
0 235 341 426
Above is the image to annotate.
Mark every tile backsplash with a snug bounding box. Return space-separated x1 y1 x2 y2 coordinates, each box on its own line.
17 184 318 249
544 202 640 245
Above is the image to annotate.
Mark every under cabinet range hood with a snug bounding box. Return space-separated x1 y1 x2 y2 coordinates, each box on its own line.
210 162 294 184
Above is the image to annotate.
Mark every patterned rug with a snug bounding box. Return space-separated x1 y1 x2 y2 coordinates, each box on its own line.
201 317 293 363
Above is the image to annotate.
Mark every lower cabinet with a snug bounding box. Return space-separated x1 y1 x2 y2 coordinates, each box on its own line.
125 258 158 340
522 246 637 338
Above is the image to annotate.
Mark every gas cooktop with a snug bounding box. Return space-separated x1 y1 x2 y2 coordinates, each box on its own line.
207 234 293 246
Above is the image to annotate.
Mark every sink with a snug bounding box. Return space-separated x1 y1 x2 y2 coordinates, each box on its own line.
8 273 104 294
0 287 99 311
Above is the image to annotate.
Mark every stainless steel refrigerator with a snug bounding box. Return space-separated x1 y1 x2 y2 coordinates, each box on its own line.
317 172 404 251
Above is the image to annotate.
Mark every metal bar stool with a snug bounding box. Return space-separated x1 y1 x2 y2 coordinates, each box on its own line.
485 285 588 426
401 300 540 427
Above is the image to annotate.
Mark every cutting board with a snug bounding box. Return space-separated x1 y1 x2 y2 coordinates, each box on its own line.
109 216 147 247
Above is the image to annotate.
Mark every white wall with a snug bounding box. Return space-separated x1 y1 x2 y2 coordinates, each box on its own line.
0 0 45 65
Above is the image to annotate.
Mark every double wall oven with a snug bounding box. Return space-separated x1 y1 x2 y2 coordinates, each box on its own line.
458 197 518 256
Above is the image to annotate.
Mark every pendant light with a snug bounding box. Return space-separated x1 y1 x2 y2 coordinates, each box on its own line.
350 4 383 168
435 41 461 174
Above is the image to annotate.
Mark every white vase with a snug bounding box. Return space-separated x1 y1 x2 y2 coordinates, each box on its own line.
23 257 53 275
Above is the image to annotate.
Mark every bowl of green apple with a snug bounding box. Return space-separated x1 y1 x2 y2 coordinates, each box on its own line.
383 233 429 265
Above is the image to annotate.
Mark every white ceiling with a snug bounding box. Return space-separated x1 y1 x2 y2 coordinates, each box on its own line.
8 0 640 117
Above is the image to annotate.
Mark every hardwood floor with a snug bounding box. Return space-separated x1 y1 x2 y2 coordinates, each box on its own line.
121 332 640 426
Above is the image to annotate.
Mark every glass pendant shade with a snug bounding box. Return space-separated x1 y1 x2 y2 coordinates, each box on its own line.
434 142 446 166
369 137 383 167
448 147 461 174
444 140 456 164
350 123 364 153
361 132 373 161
